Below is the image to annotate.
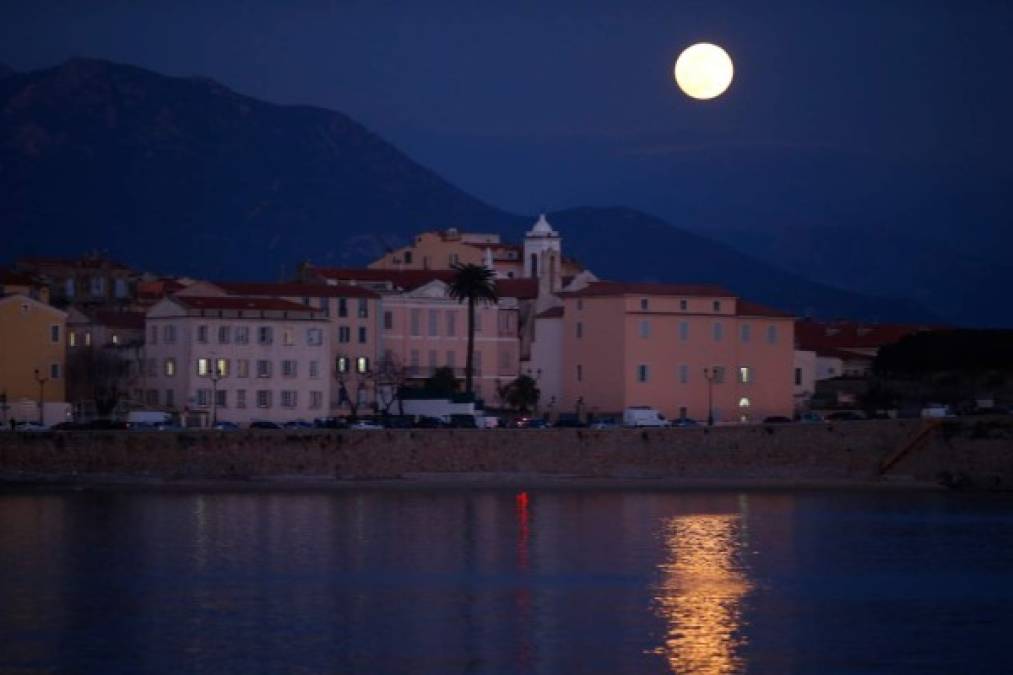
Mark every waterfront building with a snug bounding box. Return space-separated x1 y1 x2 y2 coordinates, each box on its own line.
559 282 795 423
144 295 330 426
14 255 140 309
64 308 147 417
0 294 67 424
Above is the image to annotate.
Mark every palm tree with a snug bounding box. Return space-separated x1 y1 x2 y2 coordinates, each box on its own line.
448 262 498 396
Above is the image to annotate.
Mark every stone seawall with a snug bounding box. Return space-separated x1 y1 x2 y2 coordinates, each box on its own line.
1 419 1011 489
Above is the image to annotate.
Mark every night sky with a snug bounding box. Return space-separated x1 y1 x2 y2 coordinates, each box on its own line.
3 0 1011 322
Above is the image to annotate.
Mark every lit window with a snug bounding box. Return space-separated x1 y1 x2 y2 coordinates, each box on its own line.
164 358 176 377
69 331 77 347
111 334 119 345
85 332 92 346
196 358 210 377
215 358 229 377
337 356 350 373
738 397 751 408
356 356 370 374
738 366 752 384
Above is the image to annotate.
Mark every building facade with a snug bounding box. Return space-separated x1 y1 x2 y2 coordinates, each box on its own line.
0 294 67 423
560 283 795 423
144 296 330 426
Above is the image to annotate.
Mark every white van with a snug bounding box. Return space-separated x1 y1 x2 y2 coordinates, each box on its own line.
623 406 668 427
126 410 174 429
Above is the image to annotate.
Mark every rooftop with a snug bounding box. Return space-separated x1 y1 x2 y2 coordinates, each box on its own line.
173 296 319 313
563 281 734 298
796 319 941 351
216 281 378 299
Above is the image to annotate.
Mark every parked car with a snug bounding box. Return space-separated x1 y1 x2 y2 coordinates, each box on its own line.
212 421 240 431
249 420 283 430
762 416 793 424
623 406 668 427
15 421 48 432
283 419 314 430
825 410 865 421
526 418 552 429
671 417 700 428
314 416 349 429
798 412 824 423
349 420 384 430
126 410 175 429
414 416 447 429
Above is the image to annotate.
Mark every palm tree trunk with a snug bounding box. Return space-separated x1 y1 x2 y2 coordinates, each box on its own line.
465 296 475 395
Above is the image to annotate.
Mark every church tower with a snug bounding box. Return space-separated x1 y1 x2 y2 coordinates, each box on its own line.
523 213 562 282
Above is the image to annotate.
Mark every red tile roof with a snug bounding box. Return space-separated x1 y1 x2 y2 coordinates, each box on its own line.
216 281 378 299
314 267 457 290
564 281 734 298
795 319 940 351
493 278 538 299
735 300 793 318
174 296 318 312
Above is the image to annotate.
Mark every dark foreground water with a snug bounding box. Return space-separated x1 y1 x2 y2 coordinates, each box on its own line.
1 488 1012 674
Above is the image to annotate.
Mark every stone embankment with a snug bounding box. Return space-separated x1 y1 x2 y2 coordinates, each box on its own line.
0 418 1011 490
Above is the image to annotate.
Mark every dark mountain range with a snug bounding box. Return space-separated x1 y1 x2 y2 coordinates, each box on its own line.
0 58 937 322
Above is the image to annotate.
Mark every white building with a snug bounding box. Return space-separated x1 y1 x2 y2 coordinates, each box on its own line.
523 214 562 279
144 295 330 426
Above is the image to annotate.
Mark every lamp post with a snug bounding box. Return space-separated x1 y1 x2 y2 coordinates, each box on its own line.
33 368 48 424
703 367 715 427
209 357 222 427
0 391 8 428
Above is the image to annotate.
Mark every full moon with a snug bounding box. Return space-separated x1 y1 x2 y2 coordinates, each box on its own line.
674 43 734 100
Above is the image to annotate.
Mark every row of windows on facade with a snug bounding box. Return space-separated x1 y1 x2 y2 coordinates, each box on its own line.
149 325 330 346
575 298 729 313
296 297 369 318
68 330 126 347
150 356 370 379
574 320 780 344
574 364 757 384
387 308 512 336
141 388 325 410
64 277 130 298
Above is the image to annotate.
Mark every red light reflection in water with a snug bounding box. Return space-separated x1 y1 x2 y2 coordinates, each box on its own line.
514 491 533 670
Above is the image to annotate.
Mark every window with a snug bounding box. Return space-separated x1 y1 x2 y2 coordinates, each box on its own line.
404 251 413 264
309 361 320 378
428 350 438 372
410 309 422 336
639 320 650 338
164 324 177 343
215 358 229 378
234 326 248 344
738 397 751 409
740 324 751 343
338 326 350 343
282 329 294 346
90 276 105 296
197 358 210 377
428 309 439 336
196 389 211 407
50 325 60 343
218 326 230 344
410 350 420 373
577 364 583 382
356 356 370 374
357 299 368 318
164 358 176 377
767 325 778 344
576 322 583 339
713 322 723 342
281 391 297 408
640 298 648 310
256 390 272 408
114 278 128 298
679 299 688 311
256 360 272 378
310 391 323 409
446 310 456 336
318 297 330 316
306 328 323 346
146 358 157 377
449 253 459 266
794 367 802 386
111 334 120 345
637 364 649 383
165 389 174 407
85 332 92 347
679 321 689 341
337 356 350 373
713 300 721 312
338 298 348 318
282 360 297 377
215 390 227 408
258 326 273 345
150 325 158 345
711 366 726 384
197 325 208 343
236 390 247 408
679 364 689 384
65 279 75 298
738 366 752 384
146 389 159 406
384 311 393 331
446 351 456 368
358 326 367 344
50 363 61 379
69 331 77 347
577 299 583 311
237 359 249 378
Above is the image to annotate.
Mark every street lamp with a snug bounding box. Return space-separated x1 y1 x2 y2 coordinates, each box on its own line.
33 368 48 424
209 357 223 427
703 367 715 427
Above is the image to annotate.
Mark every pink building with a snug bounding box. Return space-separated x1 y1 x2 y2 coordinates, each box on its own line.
145 296 331 426
560 282 795 423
